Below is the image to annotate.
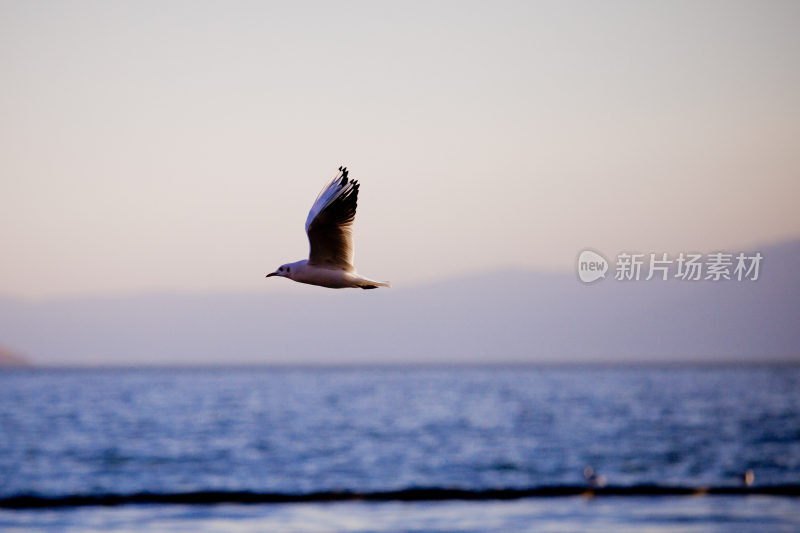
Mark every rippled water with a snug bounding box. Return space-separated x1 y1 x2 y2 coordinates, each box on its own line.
3 496 800 533
1 365 799 530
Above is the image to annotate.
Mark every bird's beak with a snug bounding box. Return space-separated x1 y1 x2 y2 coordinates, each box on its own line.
266 272 277 278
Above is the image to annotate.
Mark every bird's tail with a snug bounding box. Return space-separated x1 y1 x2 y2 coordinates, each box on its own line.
359 279 391 290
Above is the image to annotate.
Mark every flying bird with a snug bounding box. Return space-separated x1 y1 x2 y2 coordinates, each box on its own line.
266 167 390 289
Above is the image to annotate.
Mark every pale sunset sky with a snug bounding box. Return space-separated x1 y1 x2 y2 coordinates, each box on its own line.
1 1 799 298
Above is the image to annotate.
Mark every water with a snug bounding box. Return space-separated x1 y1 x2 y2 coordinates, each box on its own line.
1 365 799 531
3 497 800 533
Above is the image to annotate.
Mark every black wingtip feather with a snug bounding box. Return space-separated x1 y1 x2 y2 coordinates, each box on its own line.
338 166 351 186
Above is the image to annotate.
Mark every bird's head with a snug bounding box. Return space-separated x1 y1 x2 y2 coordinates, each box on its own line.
266 263 292 279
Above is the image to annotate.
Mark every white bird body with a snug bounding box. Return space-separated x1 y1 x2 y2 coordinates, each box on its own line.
266 167 390 290
276 259 389 289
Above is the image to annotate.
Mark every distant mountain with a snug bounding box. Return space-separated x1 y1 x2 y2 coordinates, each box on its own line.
0 345 29 367
0 240 798 366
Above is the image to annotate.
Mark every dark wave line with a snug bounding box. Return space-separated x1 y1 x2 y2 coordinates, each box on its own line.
2 485 800 509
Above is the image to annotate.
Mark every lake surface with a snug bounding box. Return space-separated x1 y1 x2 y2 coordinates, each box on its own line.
1 365 799 531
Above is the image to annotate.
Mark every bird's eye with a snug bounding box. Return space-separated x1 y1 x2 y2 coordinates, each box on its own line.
286 267 290 273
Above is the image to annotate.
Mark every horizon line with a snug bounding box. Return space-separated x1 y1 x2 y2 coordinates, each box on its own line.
4 359 800 371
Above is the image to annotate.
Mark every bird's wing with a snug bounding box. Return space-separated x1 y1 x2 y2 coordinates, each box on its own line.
305 167 359 271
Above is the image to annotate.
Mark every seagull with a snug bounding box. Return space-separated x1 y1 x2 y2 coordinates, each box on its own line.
583 466 607 488
266 166 390 289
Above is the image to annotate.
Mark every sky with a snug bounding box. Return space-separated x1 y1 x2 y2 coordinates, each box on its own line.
1 0 799 298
